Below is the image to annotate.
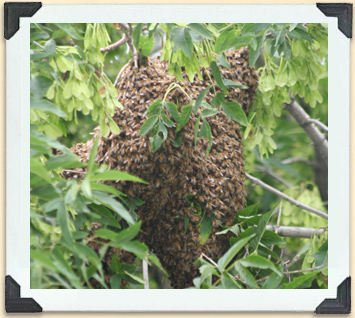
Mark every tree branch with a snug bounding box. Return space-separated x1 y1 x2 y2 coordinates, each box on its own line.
246 173 328 219
266 225 327 238
284 100 328 165
119 23 138 69
100 36 127 53
285 263 327 275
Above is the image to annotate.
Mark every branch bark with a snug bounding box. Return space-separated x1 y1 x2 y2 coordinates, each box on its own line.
246 173 328 219
100 36 127 53
284 100 328 165
266 225 327 238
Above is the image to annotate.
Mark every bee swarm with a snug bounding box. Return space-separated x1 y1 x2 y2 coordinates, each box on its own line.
63 47 258 289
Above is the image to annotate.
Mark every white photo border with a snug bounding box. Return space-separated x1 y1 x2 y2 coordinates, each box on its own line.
6 4 349 311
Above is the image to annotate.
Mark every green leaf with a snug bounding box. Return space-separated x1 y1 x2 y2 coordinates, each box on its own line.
30 158 52 183
164 102 180 122
139 114 159 135
187 23 213 40
218 52 230 68
211 92 225 108
87 135 99 177
51 247 82 288
57 199 73 245
132 23 144 50
310 241 328 266
148 254 168 276
199 213 214 244
92 191 135 225
249 34 266 68
124 271 146 285
261 230 286 246
108 116 121 134
176 104 192 132
218 234 255 272
91 170 148 184
30 98 67 118
90 204 121 227
193 86 211 114
64 182 80 206
56 23 84 40
170 27 193 59
90 182 125 198
289 23 298 32
275 68 288 87
234 262 259 288
222 79 249 89
30 39 56 60
221 272 243 289
288 28 313 43
199 265 217 287
201 109 220 118
237 203 259 219
81 178 92 198
239 254 282 276
120 240 148 259
45 154 84 170
94 228 120 240
249 210 273 252
216 224 240 236
75 45 86 60
30 76 53 99
30 248 57 271
210 61 228 94
222 101 248 126
144 100 162 116
31 31 50 41
281 269 324 289
199 119 212 157
215 29 239 53
228 35 254 49
262 266 284 289
140 35 155 56
111 222 142 246
161 114 174 127
194 114 201 146
110 274 123 289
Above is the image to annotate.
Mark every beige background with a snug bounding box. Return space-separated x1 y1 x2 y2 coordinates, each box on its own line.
0 0 353 316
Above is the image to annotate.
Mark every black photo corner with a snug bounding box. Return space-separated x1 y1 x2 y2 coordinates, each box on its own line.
3 1 352 314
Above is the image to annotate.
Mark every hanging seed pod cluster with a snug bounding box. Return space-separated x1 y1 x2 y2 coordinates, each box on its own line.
63 47 258 289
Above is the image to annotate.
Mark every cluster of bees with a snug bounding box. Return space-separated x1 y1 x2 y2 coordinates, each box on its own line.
63 47 258 289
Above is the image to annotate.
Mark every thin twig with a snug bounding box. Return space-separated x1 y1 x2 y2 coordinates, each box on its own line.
246 173 328 220
269 201 283 260
303 118 328 132
143 259 149 289
255 166 292 188
201 252 218 267
114 58 133 87
100 36 127 53
282 157 314 166
119 23 138 69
